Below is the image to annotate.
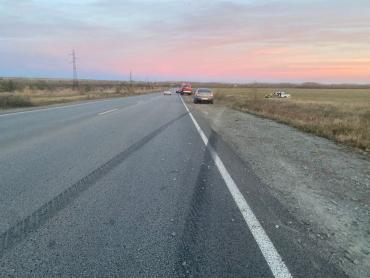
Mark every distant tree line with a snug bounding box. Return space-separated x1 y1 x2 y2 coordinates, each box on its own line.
0 78 164 93
1 77 369 93
0 79 55 92
190 81 370 89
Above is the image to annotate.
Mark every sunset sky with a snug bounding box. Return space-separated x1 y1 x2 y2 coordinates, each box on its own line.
1 0 370 83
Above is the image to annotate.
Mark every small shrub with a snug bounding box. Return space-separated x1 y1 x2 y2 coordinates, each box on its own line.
0 95 33 108
83 84 92 93
0 80 16 92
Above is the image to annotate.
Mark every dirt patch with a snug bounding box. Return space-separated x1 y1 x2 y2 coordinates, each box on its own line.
185 96 370 278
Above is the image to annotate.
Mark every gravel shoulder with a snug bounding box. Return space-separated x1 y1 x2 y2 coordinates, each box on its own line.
185 97 370 278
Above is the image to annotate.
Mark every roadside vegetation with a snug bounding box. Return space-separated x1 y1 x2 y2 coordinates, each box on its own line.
0 78 166 109
213 87 370 152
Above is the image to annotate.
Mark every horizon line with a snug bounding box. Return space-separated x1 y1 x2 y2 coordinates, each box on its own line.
1 75 370 86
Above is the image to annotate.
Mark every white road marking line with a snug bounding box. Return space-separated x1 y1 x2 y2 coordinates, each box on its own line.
98 108 118 115
180 96 292 278
0 92 163 118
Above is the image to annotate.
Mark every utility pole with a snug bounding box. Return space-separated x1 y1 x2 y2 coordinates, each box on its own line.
70 49 78 89
129 69 132 85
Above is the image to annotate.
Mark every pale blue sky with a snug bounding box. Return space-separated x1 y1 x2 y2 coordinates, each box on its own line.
1 0 369 82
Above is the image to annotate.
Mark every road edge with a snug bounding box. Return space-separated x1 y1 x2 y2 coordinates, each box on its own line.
180 95 292 278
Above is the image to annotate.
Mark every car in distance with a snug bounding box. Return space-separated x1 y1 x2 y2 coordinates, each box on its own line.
179 83 192 95
193 88 214 104
264 91 291 98
277 91 291 98
163 90 172 95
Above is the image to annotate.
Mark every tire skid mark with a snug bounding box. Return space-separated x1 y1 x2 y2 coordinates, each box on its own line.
0 112 188 258
175 132 216 277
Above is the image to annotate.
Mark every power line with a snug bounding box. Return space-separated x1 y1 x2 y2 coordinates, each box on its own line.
70 49 78 89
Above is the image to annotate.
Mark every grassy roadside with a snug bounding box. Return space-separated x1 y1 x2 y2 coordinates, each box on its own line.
0 79 166 109
213 88 370 152
0 95 34 109
0 90 158 109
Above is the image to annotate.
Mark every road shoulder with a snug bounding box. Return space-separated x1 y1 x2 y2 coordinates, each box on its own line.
183 96 370 278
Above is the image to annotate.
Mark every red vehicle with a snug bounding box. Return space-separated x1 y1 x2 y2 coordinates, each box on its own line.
177 83 192 95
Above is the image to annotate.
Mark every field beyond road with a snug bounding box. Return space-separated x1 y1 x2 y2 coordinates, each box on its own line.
0 78 166 110
214 87 370 152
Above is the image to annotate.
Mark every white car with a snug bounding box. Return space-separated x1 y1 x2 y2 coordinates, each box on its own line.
279 92 291 98
274 91 291 98
163 90 172 95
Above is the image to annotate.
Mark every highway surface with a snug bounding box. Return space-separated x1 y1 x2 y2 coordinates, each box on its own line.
0 93 346 277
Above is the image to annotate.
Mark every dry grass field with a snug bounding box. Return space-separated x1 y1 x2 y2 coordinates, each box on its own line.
0 78 165 109
214 87 370 152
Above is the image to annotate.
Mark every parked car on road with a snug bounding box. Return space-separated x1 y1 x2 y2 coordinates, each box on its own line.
163 90 172 95
193 88 214 104
178 83 192 95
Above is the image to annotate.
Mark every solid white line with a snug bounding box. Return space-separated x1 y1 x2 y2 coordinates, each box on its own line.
180 96 292 278
0 98 116 118
98 108 118 115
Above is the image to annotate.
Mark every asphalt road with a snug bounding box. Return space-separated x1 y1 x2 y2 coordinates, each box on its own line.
0 93 346 277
